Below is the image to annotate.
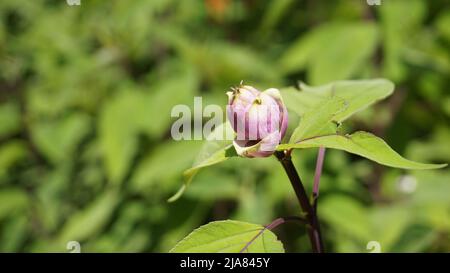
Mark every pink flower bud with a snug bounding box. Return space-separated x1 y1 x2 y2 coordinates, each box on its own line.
226 84 288 158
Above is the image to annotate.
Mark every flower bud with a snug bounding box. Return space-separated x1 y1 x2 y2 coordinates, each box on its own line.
226 84 288 158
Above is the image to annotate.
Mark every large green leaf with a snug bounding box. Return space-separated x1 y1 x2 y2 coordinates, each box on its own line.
281 79 394 122
170 220 284 253
278 131 446 170
289 96 347 143
168 122 237 202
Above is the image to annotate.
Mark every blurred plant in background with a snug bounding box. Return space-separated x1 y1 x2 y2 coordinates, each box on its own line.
0 0 448 252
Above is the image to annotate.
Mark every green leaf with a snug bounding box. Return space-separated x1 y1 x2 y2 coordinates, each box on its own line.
371 206 412 251
259 0 295 33
99 67 197 185
0 102 21 138
309 23 378 85
279 23 378 84
436 11 450 43
0 188 29 221
160 29 279 85
168 145 236 202
131 141 203 193
170 220 284 253
279 23 335 74
320 195 372 242
99 91 140 185
0 215 28 252
278 131 447 170
380 0 426 81
168 122 237 202
281 79 394 122
58 190 119 243
31 112 90 164
0 141 28 178
391 225 437 253
184 170 240 201
289 96 347 143
142 66 198 138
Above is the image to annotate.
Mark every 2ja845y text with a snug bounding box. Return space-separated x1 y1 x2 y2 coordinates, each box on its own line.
180 257 270 270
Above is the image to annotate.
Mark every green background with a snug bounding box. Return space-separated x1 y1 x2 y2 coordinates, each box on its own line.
0 0 448 252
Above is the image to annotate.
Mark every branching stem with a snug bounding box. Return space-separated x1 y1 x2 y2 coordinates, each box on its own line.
275 150 324 253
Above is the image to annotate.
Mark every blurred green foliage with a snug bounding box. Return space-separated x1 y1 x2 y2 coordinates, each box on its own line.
0 0 448 252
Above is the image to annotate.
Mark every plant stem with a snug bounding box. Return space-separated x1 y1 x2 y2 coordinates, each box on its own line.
312 147 326 208
275 150 324 253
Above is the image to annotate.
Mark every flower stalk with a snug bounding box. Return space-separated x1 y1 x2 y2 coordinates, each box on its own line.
275 150 324 253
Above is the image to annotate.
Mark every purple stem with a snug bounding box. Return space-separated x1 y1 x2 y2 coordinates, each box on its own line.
313 147 326 206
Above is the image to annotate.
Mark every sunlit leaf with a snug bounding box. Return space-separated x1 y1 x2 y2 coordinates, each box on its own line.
170 220 284 253
289 96 347 143
278 131 447 170
281 79 394 122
